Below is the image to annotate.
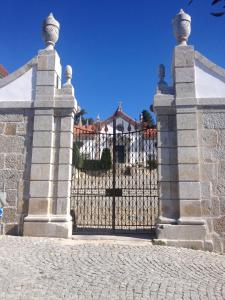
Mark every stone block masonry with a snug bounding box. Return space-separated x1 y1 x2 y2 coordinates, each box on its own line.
199 111 225 253
0 13 78 238
154 9 225 253
0 110 33 235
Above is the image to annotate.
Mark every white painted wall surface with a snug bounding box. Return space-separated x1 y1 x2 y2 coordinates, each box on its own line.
100 117 135 134
195 61 225 98
0 67 36 101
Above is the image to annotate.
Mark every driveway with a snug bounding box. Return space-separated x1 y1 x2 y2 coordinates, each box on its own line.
0 236 224 300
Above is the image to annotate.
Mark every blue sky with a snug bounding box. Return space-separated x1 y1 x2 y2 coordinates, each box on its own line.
0 0 225 120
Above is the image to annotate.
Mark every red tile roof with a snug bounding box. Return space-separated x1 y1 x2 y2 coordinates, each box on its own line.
143 128 157 138
100 109 138 128
74 125 97 136
0 65 8 78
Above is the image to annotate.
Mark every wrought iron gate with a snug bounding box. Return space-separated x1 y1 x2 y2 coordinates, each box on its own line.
71 121 158 234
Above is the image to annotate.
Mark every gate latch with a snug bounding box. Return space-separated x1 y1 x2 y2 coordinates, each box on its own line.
105 189 122 197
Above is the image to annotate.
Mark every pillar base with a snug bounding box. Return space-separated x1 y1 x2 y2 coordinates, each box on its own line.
23 215 72 238
157 223 207 241
158 216 177 224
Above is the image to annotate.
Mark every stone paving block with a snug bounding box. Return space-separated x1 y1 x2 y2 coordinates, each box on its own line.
0 236 224 299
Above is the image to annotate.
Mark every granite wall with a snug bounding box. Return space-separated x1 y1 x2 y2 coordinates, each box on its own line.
155 45 225 253
0 109 33 235
199 110 225 252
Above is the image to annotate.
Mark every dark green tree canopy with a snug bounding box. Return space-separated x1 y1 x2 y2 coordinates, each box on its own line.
141 109 155 128
189 0 225 16
74 109 94 125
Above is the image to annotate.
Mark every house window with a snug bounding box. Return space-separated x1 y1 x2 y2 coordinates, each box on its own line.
115 145 125 163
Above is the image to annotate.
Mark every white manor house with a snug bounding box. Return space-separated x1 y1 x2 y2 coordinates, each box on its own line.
73 105 157 166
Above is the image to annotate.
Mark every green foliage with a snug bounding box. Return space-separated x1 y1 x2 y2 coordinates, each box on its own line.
124 166 132 176
74 109 94 125
188 0 225 16
74 147 112 171
147 159 158 170
116 124 124 132
72 143 83 169
76 141 84 148
74 109 86 124
141 109 155 128
82 159 102 171
101 148 112 170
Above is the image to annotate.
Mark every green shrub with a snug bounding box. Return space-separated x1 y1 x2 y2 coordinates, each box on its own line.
72 143 83 169
101 148 112 170
124 166 132 176
73 145 112 171
147 159 157 170
82 159 102 171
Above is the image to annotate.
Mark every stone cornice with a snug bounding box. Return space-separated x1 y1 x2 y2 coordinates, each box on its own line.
195 51 225 79
0 57 37 88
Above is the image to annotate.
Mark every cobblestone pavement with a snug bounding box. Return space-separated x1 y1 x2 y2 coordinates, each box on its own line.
0 236 225 300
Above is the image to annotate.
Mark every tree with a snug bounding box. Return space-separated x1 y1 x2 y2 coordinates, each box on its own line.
72 142 83 169
83 118 94 125
188 0 225 16
74 109 86 125
141 110 155 128
74 109 94 125
100 148 112 170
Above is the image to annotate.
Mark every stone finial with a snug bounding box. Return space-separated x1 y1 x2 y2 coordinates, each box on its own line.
158 64 166 84
78 115 82 126
42 13 60 50
157 64 168 94
96 114 100 122
64 65 72 86
173 9 191 46
117 101 122 112
104 124 108 132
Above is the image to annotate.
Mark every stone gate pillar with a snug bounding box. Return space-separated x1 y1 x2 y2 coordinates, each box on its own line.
154 9 207 250
23 14 77 238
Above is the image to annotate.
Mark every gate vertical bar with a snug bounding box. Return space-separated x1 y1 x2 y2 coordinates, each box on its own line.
112 119 116 232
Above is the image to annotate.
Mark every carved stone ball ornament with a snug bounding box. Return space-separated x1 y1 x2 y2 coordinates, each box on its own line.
65 65 72 86
158 64 165 83
173 9 191 46
42 13 60 50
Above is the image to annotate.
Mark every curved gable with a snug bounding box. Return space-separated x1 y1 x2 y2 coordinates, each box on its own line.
0 57 37 101
195 51 225 99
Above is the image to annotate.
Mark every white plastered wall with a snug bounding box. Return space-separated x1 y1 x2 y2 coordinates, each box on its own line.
195 60 225 99
0 66 36 102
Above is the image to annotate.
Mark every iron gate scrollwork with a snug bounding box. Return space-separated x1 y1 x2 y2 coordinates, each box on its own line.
71 120 158 234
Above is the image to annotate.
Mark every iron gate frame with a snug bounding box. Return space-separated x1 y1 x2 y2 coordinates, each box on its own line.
71 119 158 234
